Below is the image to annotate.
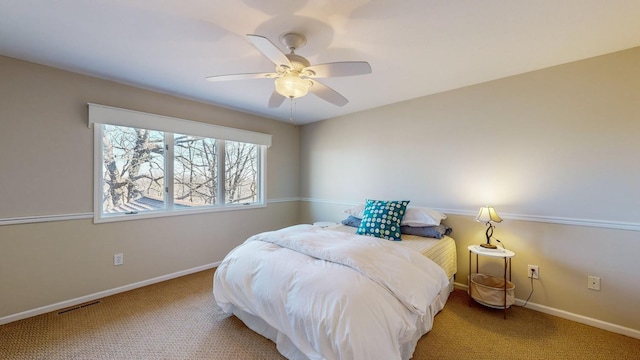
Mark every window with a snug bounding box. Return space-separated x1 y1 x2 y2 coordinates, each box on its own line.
89 104 270 223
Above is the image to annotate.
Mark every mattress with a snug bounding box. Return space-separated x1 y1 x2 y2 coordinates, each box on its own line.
331 224 458 279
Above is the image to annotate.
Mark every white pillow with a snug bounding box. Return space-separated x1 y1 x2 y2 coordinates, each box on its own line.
402 206 447 227
344 203 366 218
344 204 446 226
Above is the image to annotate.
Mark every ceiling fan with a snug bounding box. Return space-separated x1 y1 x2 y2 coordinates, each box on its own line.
206 32 372 108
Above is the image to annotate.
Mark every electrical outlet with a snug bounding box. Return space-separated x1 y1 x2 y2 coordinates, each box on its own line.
528 265 539 279
588 276 601 291
113 253 124 266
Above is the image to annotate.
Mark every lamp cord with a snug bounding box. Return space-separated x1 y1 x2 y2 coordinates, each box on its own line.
494 237 535 306
522 272 535 307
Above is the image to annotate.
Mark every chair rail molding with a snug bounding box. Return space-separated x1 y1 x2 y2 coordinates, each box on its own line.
299 198 640 232
3 198 638 232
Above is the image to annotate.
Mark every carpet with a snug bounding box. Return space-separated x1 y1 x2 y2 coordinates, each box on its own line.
1 269 639 359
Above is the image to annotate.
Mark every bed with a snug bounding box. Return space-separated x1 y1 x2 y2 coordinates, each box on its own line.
213 220 457 360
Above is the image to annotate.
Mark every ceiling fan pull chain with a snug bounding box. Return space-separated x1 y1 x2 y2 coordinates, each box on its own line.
289 98 297 126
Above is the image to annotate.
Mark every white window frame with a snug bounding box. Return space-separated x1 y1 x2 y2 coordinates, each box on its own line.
89 103 270 223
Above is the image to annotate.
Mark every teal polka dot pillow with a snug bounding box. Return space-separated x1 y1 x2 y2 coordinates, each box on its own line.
356 199 410 241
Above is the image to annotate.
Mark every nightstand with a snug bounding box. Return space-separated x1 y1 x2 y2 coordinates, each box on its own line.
468 245 515 319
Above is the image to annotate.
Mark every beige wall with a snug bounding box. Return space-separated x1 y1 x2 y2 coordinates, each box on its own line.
299 47 640 333
2 45 640 336
0 56 300 319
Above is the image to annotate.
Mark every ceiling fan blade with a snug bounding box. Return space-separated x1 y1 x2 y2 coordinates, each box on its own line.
206 72 277 82
309 80 349 106
268 91 286 108
304 61 372 78
247 34 292 68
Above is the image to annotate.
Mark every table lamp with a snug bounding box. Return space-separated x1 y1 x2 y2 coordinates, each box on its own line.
476 206 503 249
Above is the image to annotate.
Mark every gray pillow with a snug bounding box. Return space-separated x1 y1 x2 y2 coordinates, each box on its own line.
341 215 362 227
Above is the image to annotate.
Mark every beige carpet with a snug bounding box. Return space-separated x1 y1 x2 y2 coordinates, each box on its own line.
1 269 639 359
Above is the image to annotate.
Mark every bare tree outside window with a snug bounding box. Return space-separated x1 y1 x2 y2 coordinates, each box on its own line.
225 141 258 204
102 125 165 213
101 127 260 214
174 134 218 206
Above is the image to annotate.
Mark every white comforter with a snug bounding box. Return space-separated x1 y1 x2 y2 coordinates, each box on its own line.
213 224 450 360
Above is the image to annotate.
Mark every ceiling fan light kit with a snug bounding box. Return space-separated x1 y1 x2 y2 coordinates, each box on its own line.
206 32 372 108
275 73 312 99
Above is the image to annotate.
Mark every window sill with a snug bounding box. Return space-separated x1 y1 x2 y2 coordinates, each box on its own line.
93 203 266 224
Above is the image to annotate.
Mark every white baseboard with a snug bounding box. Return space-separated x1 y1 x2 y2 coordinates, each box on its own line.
453 282 640 340
0 262 220 326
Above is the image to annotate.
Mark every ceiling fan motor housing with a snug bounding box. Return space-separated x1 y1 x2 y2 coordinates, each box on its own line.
285 54 310 71
279 32 307 52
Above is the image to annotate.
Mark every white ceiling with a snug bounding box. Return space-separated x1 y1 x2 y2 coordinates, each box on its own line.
1 1 639 125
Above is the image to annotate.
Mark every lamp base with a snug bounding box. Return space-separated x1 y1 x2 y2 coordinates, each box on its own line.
480 243 498 249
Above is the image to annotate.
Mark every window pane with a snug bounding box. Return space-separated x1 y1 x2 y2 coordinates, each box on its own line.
225 141 259 204
102 125 165 213
174 134 218 207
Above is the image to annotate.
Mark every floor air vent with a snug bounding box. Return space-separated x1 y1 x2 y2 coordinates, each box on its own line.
57 300 101 315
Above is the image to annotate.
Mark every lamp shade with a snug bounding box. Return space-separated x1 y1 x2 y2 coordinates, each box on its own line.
476 206 503 224
275 73 312 99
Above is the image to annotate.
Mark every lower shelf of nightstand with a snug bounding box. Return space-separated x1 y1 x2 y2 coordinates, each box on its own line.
468 273 515 309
